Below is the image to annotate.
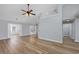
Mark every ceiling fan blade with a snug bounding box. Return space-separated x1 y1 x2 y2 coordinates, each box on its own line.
21 10 27 12
29 10 33 12
22 13 26 15
31 13 36 15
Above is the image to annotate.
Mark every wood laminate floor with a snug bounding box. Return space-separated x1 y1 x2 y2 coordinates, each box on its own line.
0 36 79 54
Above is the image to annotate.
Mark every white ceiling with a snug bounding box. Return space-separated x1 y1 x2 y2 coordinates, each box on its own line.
0 4 79 24
0 4 57 24
63 4 79 20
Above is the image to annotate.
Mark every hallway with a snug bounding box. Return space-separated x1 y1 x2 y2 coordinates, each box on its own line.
0 36 79 54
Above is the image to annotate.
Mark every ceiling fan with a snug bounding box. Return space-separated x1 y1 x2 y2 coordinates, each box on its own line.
21 4 36 16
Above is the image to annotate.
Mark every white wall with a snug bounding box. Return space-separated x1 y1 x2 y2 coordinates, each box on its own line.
71 21 75 40
38 5 63 43
74 19 79 42
22 24 29 36
71 18 79 42
0 20 30 39
0 20 8 39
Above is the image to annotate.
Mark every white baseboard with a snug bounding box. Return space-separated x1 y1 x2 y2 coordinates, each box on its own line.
39 37 63 43
19 34 30 37
75 40 79 42
0 37 9 40
0 34 30 40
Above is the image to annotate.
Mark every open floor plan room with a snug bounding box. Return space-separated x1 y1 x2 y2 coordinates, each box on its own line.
0 4 79 54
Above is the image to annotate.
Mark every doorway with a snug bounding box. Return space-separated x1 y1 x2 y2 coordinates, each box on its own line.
63 23 75 44
29 25 36 35
8 23 22 37
29 24 38 38
63 23 72 37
